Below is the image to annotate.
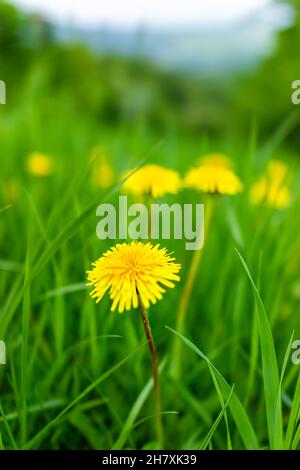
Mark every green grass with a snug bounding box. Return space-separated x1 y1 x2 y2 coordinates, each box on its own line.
1 72 300 450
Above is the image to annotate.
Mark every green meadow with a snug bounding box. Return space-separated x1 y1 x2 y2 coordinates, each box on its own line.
1 0 300 450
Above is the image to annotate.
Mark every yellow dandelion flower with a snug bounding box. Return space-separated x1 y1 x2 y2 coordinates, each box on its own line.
197 153 232 168
184 163 243 195
92 157 114 189
250 160 291 209
87 241 181 313
122 164 181 198
26 152 53 177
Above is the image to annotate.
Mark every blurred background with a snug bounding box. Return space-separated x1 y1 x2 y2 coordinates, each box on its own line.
0 0 299 143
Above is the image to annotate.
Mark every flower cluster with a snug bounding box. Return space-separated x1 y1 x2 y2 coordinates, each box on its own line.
250 161 291 209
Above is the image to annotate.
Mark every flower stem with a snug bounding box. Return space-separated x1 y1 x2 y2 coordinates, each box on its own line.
171 198 214 380
145 191 154 240
138 293 164 448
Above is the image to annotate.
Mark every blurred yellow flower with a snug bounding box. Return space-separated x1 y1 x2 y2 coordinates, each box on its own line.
250 161 291 209
92 157 114 189
123 164 181 198
268 161 288 182
87 241 181 313
26 152 53 177
197 153 232 168
184 163 243 195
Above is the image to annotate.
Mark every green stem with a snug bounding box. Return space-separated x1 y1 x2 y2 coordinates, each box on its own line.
138 293 164 448
171 198 214 380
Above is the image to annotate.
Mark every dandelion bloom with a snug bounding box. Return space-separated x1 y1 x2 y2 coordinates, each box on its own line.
250 161 291 209
87 241 181 313
184 162 243 195
92 157 114 189
197 153 232 168
123 164 181 198
26 152 53 177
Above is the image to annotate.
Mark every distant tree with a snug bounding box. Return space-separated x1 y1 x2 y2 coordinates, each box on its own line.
0 1 24 53
0 1 54 76
24 13 54 50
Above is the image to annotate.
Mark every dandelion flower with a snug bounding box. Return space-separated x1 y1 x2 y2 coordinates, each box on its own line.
184 162 243 195
91 150 114 189
26 152 53 177
87 241 181 313
123 164 181 198
197 153 232 168
87 241 180 446
250 160 291 209
173 156 242 380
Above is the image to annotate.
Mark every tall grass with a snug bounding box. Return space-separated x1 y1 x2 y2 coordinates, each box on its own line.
0 70 300 449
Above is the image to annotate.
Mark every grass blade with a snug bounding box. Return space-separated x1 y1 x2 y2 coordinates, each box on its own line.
23 346 140 449
166 326 259 450
285 372 300 449
199 385 234 450
112 358 167 450
235 249 282 449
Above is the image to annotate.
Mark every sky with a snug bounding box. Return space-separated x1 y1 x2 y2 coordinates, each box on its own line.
13 0 272 28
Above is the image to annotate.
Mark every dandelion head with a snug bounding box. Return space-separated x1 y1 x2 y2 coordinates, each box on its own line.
197 153 232 169
268 160 289 184
26 153 53 177
122 164 181 198
87 241 181 313
250 160 291 209
91 147 115 189
184 163 243 195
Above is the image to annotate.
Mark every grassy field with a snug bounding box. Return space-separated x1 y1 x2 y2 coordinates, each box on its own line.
1 62 300 450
